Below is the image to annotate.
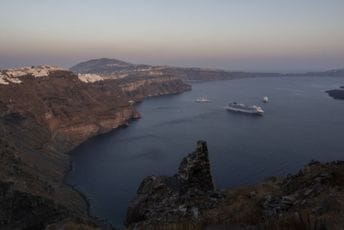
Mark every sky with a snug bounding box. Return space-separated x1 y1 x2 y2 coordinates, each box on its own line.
0 0 344 72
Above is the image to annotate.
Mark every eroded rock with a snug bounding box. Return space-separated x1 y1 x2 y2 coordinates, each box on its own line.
125 140 222 227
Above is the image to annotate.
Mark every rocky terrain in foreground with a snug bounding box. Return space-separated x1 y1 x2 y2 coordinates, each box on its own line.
126 141 344 230
0 65 190 229
125 141 222 228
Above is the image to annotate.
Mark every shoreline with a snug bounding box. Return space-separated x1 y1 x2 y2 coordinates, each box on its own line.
60 92 188 227
62 115 142 227
62 77 344 228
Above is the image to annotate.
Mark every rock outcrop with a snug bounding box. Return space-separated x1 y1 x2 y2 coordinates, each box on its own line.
125 141 224 228
177 141 215 193
126 142 344 229
205 160 344 229
326 86 344 100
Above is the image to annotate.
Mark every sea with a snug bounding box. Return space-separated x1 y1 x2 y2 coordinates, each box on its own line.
65 76 344 227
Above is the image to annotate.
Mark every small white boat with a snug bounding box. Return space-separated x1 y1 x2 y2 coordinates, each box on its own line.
263 96 269 103
195 97 210 103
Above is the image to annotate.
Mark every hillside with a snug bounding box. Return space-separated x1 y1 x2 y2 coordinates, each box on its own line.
0 65 190 229
70 58 256 81
70 58 344 82
70 58 139 74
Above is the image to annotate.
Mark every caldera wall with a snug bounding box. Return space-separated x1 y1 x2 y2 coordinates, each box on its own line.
0 66 190 229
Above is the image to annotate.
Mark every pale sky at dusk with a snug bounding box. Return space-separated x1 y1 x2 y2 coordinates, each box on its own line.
1 0 344 72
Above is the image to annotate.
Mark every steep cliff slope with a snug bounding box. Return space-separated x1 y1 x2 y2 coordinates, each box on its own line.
0 65 190 229
126 141 221 228
0 66 138 229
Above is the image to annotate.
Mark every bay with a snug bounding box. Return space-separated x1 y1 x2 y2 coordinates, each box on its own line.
65 76 344 227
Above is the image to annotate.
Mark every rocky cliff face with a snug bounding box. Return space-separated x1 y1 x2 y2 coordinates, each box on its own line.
126 142 344 230
125 141 224 228
205 160 344 230
0 65 190 229
117 75 191 101
0 68 140 153
0 67 139 229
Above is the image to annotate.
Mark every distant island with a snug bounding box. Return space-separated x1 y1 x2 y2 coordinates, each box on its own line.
327 86 344 100
70 58 344 82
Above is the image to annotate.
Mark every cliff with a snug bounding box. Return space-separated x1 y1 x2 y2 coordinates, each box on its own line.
0 65 190 229
125 140 223 228
116 75 191 100
126 141 344 229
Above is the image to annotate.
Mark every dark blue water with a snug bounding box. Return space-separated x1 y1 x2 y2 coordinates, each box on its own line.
65 76 344 227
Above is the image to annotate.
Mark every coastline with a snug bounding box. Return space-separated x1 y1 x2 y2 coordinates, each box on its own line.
0 68 191 229
1 65 343 228
66 76 344 228
62 116 141 227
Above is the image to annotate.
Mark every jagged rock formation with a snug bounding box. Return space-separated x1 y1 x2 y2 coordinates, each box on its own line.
0 65 190 229
126 142 344 230
125 141 224 228
177 141 215 193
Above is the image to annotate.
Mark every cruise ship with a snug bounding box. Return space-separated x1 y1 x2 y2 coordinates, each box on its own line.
225 102 264 115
